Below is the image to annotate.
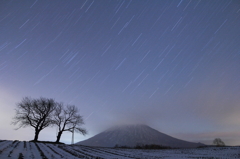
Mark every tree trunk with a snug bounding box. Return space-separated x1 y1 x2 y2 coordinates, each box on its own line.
34 129 40 141
56 131 63 143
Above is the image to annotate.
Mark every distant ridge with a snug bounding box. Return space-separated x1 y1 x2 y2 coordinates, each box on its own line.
77 124 204 148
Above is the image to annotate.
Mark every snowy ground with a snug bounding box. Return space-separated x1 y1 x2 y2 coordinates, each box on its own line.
0 140 239 159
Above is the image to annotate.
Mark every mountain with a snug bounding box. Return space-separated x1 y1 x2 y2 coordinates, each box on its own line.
77 124 204 148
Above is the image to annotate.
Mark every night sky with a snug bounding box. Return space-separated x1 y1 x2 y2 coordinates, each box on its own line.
1 0 240 145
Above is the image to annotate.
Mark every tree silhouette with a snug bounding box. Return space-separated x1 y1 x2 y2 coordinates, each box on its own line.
53 103 86 143
12 97 56 141
213 138 225 146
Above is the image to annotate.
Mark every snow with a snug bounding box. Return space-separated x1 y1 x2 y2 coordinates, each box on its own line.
0 140 239 159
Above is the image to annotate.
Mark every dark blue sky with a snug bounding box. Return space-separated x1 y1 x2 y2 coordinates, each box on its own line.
0 0 240 145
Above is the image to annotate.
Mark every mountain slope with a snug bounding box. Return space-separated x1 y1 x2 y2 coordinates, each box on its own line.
77 124 204 148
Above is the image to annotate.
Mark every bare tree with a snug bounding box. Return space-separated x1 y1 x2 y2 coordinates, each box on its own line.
12 97 56 141
213 138 225 146
53 103 86 143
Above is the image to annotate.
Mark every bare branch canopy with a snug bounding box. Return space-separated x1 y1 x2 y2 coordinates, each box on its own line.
53 103 87 143
12 97 86 142
12 97 56 141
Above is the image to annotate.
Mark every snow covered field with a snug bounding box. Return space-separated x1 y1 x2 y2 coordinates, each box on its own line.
0 140 239 159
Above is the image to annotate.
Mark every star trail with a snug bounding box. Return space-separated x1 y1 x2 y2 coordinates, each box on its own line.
0 0 240 145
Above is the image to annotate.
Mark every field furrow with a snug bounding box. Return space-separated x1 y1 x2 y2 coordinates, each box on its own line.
0 140 239 159
77 145 135 158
